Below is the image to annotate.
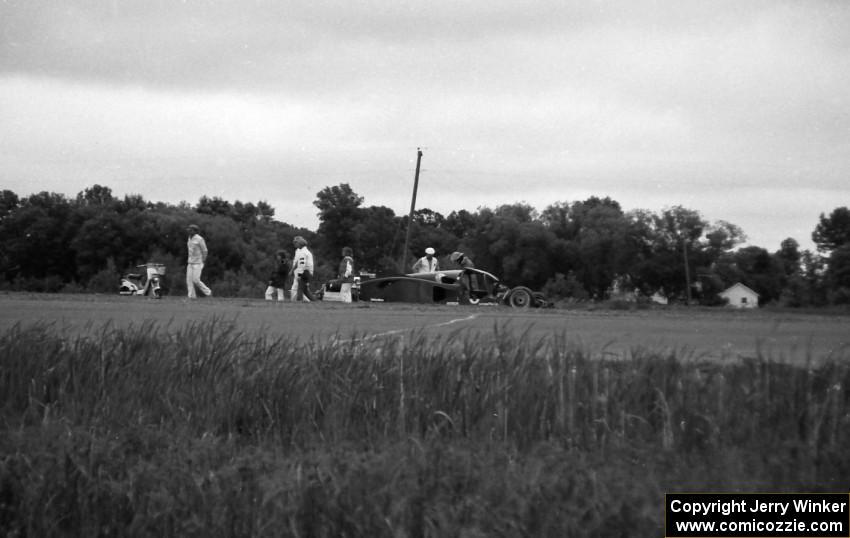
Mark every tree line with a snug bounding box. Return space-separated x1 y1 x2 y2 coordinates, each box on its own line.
1 183 849 306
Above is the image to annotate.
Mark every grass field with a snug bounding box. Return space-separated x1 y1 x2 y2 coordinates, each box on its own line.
1 293 849 536
1 292 848 362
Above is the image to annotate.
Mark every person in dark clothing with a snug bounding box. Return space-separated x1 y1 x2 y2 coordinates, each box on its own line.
450 251 475 305
265 250 291 301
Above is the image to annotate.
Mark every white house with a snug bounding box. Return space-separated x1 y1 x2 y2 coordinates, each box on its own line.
718 283 759 309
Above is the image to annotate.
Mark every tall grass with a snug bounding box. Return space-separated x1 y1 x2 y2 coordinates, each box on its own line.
1 318 848 536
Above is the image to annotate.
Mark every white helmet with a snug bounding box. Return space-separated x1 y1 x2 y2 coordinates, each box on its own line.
425 247 435 255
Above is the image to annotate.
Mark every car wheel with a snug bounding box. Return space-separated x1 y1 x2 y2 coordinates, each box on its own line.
508 286 533 308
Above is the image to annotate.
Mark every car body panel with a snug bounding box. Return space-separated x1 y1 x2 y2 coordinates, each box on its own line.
358 268 525 306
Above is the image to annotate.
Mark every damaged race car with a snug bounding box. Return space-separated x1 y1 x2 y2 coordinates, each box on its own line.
357 268 549 308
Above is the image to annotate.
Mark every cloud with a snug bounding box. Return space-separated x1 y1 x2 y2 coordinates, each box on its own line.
1 0 849 251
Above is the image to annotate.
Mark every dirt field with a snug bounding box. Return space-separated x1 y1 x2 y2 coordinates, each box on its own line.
1 292 847 362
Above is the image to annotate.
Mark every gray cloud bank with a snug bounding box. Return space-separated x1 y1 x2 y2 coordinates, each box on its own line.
2 1 849 250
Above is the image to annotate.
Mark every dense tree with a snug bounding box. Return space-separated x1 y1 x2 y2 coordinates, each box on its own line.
800 250 828 305
705 220 747 256
353 205 401 274
405 208 457 272
813 207 850 252
314 184 364 261
196 196 232 218
77 184 116 207
826 244 850 303
776 238 802 277
647 206 707 301
256 201 275 222
654 206 705 249
118 194 149 213
4 192 77 283
540 201 573 239
443 209 477 240
494 202 537 223
71 210 126 281
452 207 497 272
2 183 848 305
573 200 630 298
0 190 20 217
412 208 444 227
476 206 556 288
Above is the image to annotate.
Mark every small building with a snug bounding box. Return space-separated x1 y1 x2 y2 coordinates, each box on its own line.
718 283 759 309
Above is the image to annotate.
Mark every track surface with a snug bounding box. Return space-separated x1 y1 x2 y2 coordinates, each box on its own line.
1 293 848 362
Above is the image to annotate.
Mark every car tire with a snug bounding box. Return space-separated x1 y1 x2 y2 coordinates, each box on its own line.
508 286 533 308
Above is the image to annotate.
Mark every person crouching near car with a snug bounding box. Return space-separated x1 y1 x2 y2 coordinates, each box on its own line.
338 246 355 303
265 249 291 301
291 236 317 302
450 251 475 305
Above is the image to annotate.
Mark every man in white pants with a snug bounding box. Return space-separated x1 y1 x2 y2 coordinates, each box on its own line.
186 224 212 298
290 236 316 302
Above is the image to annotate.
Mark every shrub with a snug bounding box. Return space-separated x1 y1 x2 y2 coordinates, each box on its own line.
542 272 589 301
60 281 86 294
86 257 121 293
9 275 65 292
828 286 850 305
213 268 265 298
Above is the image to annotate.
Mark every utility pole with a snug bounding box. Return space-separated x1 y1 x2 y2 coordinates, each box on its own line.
683 236 692 305
400 148 423 273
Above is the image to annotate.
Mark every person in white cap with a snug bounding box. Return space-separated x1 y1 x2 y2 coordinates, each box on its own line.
412 247 439 273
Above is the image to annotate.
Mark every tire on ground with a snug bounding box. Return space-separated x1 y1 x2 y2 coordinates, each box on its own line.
507 286 533 308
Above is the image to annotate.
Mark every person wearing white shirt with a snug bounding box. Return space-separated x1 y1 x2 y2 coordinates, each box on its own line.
290 236 317 302
186 224 212 298
338 246 355 303
412 247 439 273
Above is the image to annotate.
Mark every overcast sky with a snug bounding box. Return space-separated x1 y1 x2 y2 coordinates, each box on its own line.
2 1 848 251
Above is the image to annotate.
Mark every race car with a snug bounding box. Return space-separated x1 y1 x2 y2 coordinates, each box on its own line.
356 268 548 308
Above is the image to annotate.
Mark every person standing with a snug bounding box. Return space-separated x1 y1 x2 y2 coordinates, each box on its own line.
338 246 355 303
291 236 317 302
412 247 439 273
450 251 475 305
265 250 291 301
186 224 212 298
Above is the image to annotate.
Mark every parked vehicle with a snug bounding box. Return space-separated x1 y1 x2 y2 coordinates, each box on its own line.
357 268 549 308
317 276 361 302
119 263 167 298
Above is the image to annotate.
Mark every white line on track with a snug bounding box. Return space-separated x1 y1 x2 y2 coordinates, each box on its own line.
335 314 479 345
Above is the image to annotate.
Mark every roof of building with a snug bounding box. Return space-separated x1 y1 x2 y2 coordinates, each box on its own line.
719 282 760 297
